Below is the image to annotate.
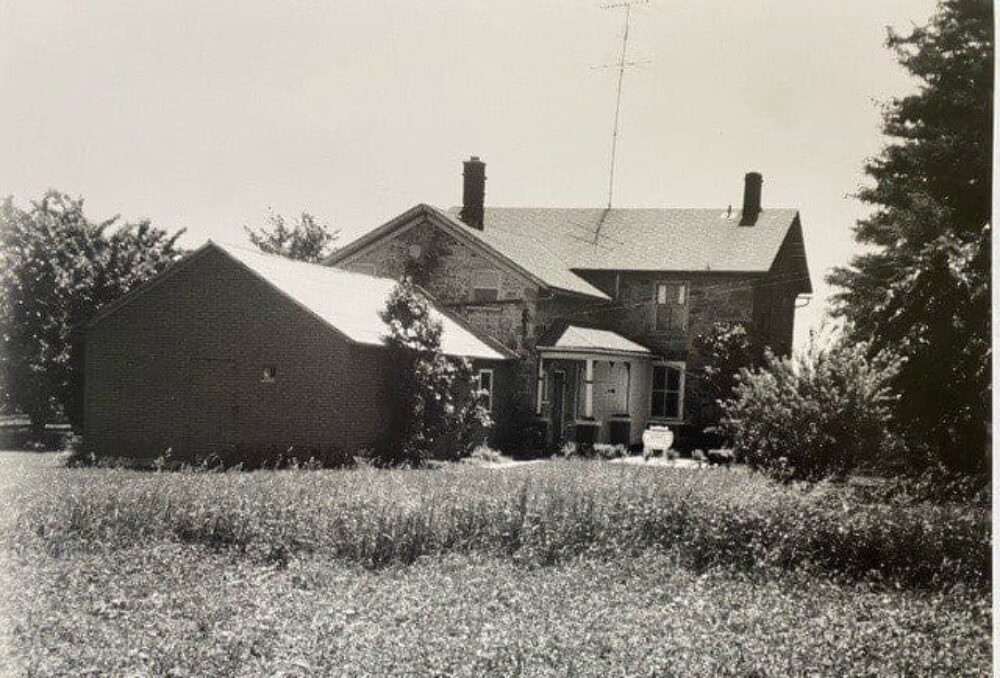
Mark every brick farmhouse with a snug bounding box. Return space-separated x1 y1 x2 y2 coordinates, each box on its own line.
84 156 810 458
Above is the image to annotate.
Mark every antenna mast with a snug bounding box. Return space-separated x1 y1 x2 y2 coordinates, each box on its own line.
598 0 647 209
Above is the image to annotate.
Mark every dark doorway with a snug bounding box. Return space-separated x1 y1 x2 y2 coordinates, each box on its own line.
551 370 566 446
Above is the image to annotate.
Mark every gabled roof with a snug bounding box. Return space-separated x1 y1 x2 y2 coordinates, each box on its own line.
89 241 511 361
327 204 612 301
445 206 801 273
329 202 808 301
537 323 653 357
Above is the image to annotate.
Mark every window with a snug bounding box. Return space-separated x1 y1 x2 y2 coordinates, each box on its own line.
472 270 500 303
261 365 277 383
477 369 494 411
352 263 377 276
651 363 684 420
654 282 688 332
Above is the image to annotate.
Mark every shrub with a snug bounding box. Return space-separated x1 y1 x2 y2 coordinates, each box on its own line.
469 444 503 463
716 336 902 482
374 278 491 466
690 322 763 435
561 442 627 460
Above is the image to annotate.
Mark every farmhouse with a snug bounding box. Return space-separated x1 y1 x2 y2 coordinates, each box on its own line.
328 157 811 449
84 156 810 458
83 242 510 460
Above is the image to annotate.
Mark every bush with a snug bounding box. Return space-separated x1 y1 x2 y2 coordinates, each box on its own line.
690 322 763 435
468 444 503 463
561 442 627 460
716 336 902 482
373 279 491 466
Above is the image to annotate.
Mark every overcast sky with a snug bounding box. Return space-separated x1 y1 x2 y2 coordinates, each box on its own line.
1 0 938 348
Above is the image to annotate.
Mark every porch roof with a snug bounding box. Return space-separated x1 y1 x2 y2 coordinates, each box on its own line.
536 324 652 358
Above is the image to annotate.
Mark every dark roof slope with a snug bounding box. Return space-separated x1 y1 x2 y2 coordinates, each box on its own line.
445 206 801 273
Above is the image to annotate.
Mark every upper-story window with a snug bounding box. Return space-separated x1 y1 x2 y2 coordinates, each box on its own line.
654 282 688 332
472 270 500 303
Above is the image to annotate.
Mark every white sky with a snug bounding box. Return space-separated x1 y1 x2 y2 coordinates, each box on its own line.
0 0 938 348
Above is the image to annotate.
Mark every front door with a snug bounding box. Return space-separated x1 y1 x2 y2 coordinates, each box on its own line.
551 370 566 446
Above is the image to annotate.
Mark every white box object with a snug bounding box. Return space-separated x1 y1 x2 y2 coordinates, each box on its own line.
642 425 674 458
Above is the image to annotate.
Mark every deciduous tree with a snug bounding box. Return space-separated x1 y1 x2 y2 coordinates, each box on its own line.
244 210 339 263
0 192 183 431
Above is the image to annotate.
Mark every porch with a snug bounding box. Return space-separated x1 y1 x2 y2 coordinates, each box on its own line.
534 325 657 448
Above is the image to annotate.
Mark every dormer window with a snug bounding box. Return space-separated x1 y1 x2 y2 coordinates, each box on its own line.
472 270 500 303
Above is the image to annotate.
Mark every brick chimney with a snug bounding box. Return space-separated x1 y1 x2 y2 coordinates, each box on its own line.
460 156 486 230
740 171 762 226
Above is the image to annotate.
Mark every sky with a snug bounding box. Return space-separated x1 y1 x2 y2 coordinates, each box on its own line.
0 0 938 348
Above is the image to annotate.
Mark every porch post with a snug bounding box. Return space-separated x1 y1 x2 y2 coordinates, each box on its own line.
625 361 631 412
584 358 594 418
535 357 545 415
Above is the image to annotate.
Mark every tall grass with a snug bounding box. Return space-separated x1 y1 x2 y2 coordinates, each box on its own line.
19 462 988 586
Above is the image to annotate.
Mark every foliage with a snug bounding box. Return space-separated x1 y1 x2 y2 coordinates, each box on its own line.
468 444 503 463
560 442 628 460
244 210 339 263
6 458 989 674
375 278 491 465
690 322 763 432
827 0 993 471
0 192 183 430
716 337 902 482
21 462 988 585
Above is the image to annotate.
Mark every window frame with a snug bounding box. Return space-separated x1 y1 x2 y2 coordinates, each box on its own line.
650 361 685 422
477 368 494 412
653 281 689 333
471 270 501 303
261 365 278 384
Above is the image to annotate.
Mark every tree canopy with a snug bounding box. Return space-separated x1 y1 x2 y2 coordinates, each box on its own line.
0 191 184 430
244 211 339 263
827 0 992 471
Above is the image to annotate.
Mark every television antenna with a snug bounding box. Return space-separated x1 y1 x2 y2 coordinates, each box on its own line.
594 0 649 210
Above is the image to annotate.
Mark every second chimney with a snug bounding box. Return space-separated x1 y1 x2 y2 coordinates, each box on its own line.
740 172 762 226
460 156 486 230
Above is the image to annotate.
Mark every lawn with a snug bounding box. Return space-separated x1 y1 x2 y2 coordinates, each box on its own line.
2 454 991 676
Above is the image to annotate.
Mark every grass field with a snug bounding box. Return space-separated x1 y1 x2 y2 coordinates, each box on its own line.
2 453 991 676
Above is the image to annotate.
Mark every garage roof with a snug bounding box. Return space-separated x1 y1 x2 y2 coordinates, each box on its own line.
89 242 511 361
223 243 510 360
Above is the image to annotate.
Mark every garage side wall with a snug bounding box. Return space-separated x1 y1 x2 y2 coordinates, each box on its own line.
84 248 393 460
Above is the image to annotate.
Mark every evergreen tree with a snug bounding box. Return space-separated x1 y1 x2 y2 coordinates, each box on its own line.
827 0 992 471
375 278 490 465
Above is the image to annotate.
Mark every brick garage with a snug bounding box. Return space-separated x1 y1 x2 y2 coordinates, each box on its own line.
84 243 508 460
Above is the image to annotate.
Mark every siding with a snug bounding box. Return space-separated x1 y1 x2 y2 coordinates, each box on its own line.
85 248 393 459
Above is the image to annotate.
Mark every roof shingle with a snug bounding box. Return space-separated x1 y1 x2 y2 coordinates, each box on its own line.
221 243 508 360
437 206 801 299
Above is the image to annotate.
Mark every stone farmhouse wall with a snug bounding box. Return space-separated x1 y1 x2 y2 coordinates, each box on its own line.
335 215 798 437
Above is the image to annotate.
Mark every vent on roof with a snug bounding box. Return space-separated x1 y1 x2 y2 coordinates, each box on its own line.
460 156 486 230
740 172 762 226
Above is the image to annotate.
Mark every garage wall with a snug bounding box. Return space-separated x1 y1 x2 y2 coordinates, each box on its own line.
84 247 393 460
